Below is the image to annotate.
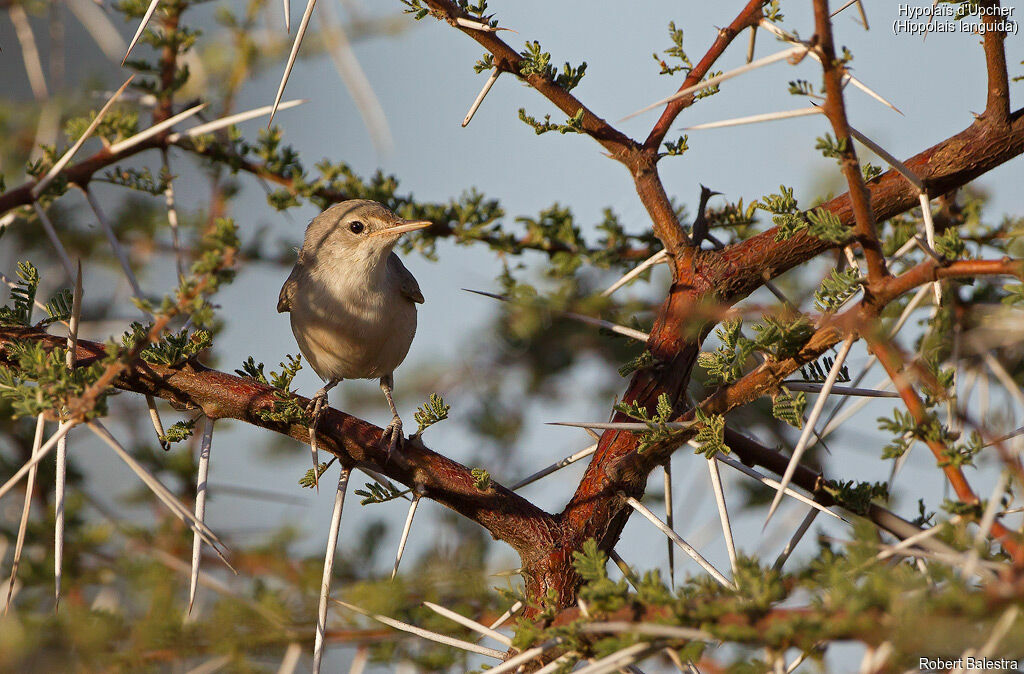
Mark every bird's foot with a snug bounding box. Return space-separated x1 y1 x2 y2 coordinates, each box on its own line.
305 389 332 489
381 415 404 459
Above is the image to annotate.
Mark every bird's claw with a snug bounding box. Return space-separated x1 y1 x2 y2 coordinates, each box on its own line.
381 415 403 458
305 390 331 489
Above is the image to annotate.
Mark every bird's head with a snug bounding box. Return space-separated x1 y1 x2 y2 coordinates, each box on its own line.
301 200 432 267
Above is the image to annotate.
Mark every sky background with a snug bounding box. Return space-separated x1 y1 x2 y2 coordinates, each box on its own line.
3 1 1024 670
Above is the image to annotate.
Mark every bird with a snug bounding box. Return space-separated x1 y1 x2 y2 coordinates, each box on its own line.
277 200 431 472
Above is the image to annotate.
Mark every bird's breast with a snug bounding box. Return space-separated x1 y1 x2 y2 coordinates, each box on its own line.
288 268 417 381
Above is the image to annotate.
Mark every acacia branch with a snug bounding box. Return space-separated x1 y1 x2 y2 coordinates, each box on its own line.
644 0 766 151
714 107 1024 304
812 0 887 283
980 0 1011 128
418 0 692 257
0 326 560 560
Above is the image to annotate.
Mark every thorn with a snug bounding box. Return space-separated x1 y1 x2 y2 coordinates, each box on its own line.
713 453 845 521
510 443 597 490
31 75 134 198
706 457 739 577
601 249 667 297
462 67 500 127
107 102 209 155
391 494 421 580
269 0 317 127
423 601 513 646
621 45 808 121
682 106 823 131
5 414 46 614
84 187 148 305
463 288 649 341
780 381 900 398
188 416 215 616
0 421 76 502
487 600 523 630
772 508 818 571
333 600 505 659
166 100 307 143
623 494 735 589
663 460 675 588
31 201 76 280
765 335 856 528
283 0 291 32
455 17 515 33
917 192 942 305
746 24 757 63
122 0 161 64
844 121 922 189
87 421 234 571
313 467 350 674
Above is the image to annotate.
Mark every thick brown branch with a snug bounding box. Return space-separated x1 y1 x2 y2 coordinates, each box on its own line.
0 327 561 560
715 108 1024 304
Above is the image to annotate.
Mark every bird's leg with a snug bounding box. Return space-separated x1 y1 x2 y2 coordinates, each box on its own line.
379 373 403 457
306 378 339 489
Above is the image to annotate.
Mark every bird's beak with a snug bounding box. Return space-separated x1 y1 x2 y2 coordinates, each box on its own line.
370 220 432 238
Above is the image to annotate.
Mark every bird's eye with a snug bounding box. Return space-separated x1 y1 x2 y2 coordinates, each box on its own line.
349 221 365 234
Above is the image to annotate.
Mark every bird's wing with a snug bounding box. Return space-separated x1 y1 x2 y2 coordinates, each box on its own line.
277 268 299 313
389 253 424 304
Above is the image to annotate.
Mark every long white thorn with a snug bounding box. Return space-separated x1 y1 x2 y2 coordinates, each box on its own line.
487 600 523 630
608 549 640 591
765 335 855 526
333 600 505 659
846 124 922 189
166 100 307 143
602 250 667 297
0 422 76 502
772 508 819 571
5 414 46 614
313 467 350 674
624 495 735 589
188 417 215 615
423 601 513 646
123 0 161 64
32 201 76 279
55 262 83 609
574 642 662 674
480 642 557 674
87 421 233 567
706 457 739 576
455 17 513 32
510 443 597 490
464 288 649 341
622 45 807 121
84 188 147 303
463 67 500 127
713 453 844 521
32 75 135 198
108 102 208 155
269 0 317 127
918 191 942 304
160 150 186 280
664 460 675 587
391 494 421 580
147 396 169 450
283 0 291 32
682 106 822 131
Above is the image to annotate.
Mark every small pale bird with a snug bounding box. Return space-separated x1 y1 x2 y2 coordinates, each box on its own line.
278 200 431 465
